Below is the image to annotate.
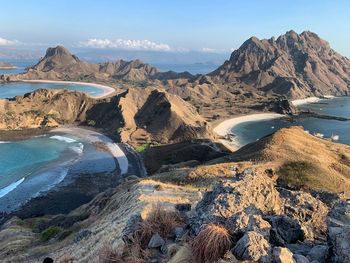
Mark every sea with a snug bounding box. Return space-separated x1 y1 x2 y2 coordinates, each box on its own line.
231 96 350 146
0 133 116 213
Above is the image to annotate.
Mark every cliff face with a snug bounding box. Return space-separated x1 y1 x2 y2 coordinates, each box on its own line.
210 31 350 99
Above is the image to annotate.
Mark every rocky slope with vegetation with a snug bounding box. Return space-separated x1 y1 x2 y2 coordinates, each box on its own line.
1 127 350 262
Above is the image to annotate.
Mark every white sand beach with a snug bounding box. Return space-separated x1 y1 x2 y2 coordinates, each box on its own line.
52 127 129 175
291 97 321 106
214 113 284 151
22 80 116 99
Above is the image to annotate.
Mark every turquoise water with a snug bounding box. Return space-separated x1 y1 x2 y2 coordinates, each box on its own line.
231 97 350 146
0 82 105 98
0 134 116 212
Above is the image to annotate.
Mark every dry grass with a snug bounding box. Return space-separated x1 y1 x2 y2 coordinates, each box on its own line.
135 205 184 248
100 205 185 263
229 126 350 195
192 224 232 263
99 242 147 263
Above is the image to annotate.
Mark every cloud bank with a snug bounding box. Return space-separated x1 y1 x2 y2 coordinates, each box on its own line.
79 38 172 52
0 37 19 46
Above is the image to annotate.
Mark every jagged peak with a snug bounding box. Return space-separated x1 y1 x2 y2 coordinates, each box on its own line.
45 45 73 57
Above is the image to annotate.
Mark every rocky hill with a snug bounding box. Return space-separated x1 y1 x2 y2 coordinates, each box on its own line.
0 89 95 129
10 45 192 82
1 127 350 262
210 30 350 99
0 87 213 144
228 126 350 194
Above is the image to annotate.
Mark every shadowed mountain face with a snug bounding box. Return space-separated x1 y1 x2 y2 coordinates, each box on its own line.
210 31 350 99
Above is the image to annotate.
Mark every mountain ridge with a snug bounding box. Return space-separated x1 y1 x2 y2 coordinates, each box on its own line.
210 30 350 99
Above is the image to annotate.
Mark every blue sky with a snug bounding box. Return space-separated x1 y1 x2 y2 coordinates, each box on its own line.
1 0 350 57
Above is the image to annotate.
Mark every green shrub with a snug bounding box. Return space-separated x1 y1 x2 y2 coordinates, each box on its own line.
277 161 318 188
41 226 63 241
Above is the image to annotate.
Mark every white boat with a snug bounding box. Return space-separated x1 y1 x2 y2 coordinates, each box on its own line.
331 134 339 141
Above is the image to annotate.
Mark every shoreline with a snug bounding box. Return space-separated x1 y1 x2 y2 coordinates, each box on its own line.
52 127 129 175
21 79 116 99
291 95 336 106
213 113 285 151
0 126 131 215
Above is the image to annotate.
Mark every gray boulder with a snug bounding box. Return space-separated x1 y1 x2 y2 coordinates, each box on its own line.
148 233 165 249
194 170 283 233
306 245 328 263
293 254 310 263
232 231 270 261
226 211 271 238
266 215 304 245
279 188 328 240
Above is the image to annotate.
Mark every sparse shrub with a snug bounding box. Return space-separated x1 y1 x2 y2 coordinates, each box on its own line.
277 161 316 188
192 224 232 263
41 226 63 241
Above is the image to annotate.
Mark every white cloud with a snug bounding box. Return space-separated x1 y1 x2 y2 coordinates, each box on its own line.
201 47 232 53
79 38 172 52
0 37 19 46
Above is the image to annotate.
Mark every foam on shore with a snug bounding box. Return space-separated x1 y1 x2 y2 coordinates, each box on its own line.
0 177 25 198
50 135 77 143
52 127 129 175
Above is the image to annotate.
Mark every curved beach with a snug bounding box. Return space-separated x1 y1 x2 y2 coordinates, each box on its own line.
21 80 116 99
52 127 129 174
214 113 284 151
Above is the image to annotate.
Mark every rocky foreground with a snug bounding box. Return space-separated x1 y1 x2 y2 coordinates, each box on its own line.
1 127 350 262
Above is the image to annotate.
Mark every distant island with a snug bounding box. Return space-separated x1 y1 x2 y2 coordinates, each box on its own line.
0 61 16 69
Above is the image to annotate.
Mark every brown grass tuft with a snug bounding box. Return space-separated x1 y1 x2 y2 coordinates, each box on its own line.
192 224 232 263
135 205 184 248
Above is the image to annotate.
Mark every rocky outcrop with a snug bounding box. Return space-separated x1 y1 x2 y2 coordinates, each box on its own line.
0 89 95 129
190 168 330 262
210 30 350 99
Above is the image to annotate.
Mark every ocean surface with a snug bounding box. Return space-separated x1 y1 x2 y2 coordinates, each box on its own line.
231 97 350 146
0 133 116 212
153 63 218 75
0 82 105 99
0 59 35 75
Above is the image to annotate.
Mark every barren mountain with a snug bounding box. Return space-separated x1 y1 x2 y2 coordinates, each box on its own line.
210 30 350 99
11 45 192 82
0 87 213 144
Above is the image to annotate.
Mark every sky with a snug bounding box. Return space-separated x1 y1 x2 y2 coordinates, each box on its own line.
0 0 350 62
